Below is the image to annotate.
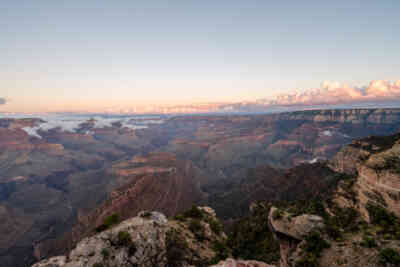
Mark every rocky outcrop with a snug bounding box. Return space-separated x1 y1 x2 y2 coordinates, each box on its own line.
269 207 325 240
330 133 400 219
267 134 400 267
268 207 325 267
33 207 228 267
33 211 169 267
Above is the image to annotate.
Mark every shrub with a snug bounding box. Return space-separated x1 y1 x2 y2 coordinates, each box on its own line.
272 209 283 220
303 232 330 257
379 248 400 265
382 155 400 174
360 235 377 248
366 203 400 239
295 254 319 267
92 263 104 267
296 232 330 267
183 206 204 219
101 248 109 259
165 229 189 267
367 204 397 227
174 214 186 222
128 243 137 256
209 219 223 235
325 206 360 239
95 213 120 232
227 204 279 263
210 240 230 264
189 219 205 241
116 231 132 246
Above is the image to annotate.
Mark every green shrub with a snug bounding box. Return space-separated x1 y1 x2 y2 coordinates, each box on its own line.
360 235 377 248
189 219 205 241
324 206 360 239
165 229 189 267
272 209 283 220
174 214 186 222
382 155 400 174
95 213 120 232
295 254 319 267
366 203 400 239
128 243 137 256
296 232 330 267
379 248 400 265
92 263 104 267
210 240 230 264
101 248 109 259
367 204 397 227
209 219 223 235
183 206 204 219
116 231 132 246
227 204 279 263
303 232 330 257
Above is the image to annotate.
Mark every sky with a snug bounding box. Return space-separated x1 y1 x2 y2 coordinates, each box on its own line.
1 0 399 113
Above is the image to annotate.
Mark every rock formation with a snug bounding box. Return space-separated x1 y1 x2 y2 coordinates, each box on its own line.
268 207 325 267
33 207 227 267
330 133 400 219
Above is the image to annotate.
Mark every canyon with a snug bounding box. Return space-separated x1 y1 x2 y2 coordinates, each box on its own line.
1 108 400 266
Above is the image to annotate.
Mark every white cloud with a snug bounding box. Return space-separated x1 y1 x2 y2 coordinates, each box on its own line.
22 127 42 139
10 114 165 139
261 80 400 107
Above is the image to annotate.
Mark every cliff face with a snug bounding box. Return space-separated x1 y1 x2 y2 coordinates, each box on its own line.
267 133 400 267
268 204 400 267
330 133 400 219
273 108 400 124
168 108 400 172
35 152 206 260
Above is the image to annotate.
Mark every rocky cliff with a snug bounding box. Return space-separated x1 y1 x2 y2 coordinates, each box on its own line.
267 132 400 267
33 207 228 267
330 132 400 219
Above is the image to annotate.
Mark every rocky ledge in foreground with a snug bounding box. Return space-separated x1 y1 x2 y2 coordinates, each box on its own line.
33 207 229 267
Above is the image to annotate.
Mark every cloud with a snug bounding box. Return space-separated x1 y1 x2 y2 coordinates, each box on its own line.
0 98 6 105
260 80 400 107
19 114 162 139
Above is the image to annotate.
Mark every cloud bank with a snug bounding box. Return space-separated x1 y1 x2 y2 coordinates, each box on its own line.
18 114 163 139
261 80 400 107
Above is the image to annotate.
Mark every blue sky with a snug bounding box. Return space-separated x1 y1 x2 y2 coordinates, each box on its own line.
1 1 399 112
